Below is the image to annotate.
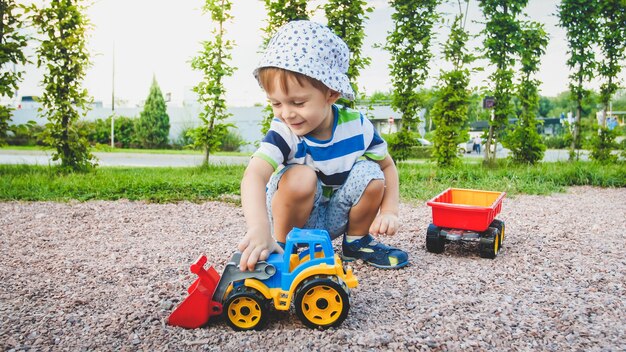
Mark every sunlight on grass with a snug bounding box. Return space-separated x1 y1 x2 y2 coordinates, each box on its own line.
1 161 624 203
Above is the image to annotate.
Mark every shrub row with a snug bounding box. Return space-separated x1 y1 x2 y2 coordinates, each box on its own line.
7 117 247 152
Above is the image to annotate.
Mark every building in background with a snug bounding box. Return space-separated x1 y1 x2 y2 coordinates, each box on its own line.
9 97 406 152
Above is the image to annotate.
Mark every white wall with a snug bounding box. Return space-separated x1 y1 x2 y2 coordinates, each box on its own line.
10 104 406 152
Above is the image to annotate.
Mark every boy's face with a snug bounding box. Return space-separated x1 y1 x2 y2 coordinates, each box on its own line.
266 74 339 139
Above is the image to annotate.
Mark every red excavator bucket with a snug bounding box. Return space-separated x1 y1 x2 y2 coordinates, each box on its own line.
168 255 223 328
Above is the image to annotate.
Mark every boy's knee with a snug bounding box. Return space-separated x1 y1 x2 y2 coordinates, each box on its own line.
278 165 317 199
346 160 383 184
363 178 385 198
338 160 384 206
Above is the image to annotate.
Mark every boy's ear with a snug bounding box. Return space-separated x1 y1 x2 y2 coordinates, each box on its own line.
327 90 341 104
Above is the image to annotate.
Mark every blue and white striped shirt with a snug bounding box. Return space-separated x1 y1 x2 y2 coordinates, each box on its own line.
253 105 388 190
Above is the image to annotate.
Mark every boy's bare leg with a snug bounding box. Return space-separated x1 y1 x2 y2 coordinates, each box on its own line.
346 179 384 237
271 165 317 242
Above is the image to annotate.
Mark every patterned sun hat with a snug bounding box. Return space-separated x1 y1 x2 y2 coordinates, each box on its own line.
253 20 355 101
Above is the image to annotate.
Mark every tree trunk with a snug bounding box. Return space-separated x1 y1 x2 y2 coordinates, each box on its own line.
569 106 581 161
484 109 495 163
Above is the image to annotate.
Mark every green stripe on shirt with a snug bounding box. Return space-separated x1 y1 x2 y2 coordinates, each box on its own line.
252 152 279 170
336 108 361 125
363 152 386 161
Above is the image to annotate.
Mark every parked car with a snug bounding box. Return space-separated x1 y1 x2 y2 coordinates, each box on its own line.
457 139 502 154
416 138 432 146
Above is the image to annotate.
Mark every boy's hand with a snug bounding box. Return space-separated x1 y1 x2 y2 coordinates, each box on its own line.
237 231 284 271
369 212 399 236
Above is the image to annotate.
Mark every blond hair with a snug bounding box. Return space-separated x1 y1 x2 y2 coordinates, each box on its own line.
257 67 332 95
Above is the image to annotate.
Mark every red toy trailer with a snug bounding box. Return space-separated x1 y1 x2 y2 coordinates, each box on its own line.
425 188 506 258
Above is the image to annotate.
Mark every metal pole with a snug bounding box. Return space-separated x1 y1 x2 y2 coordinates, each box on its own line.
111 42 115 148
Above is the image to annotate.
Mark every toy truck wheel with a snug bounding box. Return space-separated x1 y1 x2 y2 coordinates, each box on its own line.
224 287 269 331
295 277 350 330
489 219 505 248
426 224 445 253
479 227 500 259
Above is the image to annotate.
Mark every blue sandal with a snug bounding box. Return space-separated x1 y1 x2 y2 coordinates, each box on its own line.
341 234 409 269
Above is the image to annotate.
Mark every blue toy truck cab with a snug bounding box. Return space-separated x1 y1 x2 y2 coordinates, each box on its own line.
262 228 336 291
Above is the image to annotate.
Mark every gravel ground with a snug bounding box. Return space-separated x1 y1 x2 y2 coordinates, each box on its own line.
1 186 625 351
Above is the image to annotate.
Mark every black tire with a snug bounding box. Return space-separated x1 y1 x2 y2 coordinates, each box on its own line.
294 277 350 330
479 227 500 259
490 219 505 248
426 224 445 254
223 287 269 331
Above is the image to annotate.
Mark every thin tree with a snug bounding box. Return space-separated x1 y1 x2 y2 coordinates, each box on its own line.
478 0 527 163
324 0 373 106
0 0 29 146
598 0 626 125
508 21 548 164
188 0 236 165
385 0 440 162
262 0 308 40
136 76 170 149
590 0 626 163
558 0 599 160
259 0 309 135
30 0 95 171
431 2 474 167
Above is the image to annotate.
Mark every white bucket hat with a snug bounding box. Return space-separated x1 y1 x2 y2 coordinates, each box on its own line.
253 20 355 101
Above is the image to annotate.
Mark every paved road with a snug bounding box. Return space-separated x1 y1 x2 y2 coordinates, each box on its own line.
0 149 251 167
459 148 590 162
0 148 591 167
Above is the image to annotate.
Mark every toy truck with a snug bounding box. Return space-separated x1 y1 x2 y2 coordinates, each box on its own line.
168 228 358 331
425 188 506 259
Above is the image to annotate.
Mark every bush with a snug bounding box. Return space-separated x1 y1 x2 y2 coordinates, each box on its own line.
78 116 138 148
6 122 46 146
172 127 197 150
383 131 423 161
220 129 247 152
112 116 138 148
542 134 569 149
407 146 432 159
180 127 247 152
77 119 108 145
589 127 619 163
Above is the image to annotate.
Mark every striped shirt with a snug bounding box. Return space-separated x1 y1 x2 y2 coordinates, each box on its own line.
253 105 388 190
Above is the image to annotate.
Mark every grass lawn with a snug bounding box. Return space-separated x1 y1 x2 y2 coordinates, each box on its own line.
1 160 625 203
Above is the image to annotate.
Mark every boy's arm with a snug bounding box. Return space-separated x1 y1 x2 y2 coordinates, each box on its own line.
371 154 400 236
239 157 284 271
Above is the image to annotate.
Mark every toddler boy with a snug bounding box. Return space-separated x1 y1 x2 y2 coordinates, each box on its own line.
238 20 408 271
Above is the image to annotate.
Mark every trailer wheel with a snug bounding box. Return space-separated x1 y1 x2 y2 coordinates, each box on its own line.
479 227 500 259
295 277 349 329
426 224 445 253
224 287 269 331
489 219 505 248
